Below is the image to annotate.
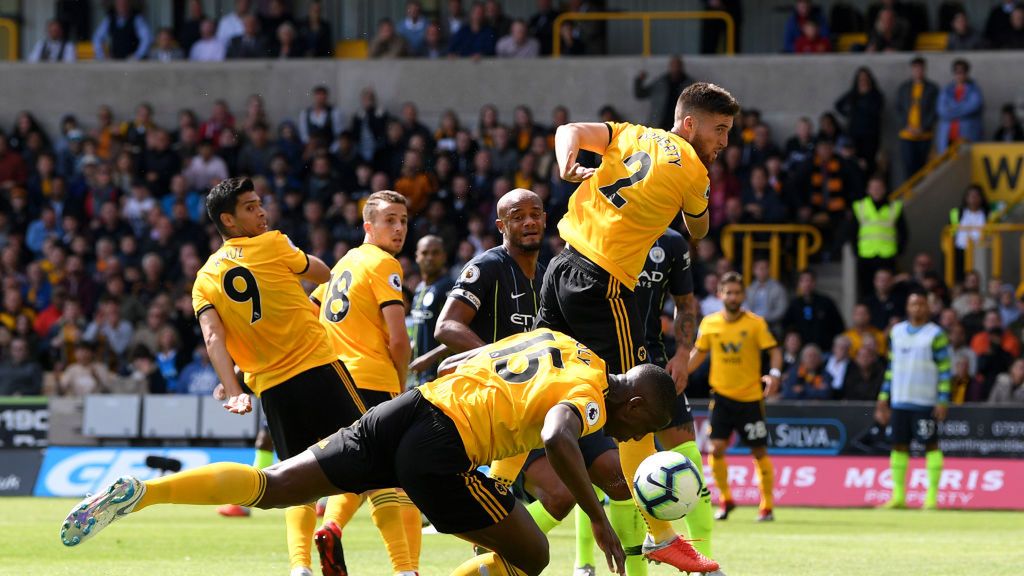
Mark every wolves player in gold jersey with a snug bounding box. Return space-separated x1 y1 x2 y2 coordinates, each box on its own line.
539 82 739 572
138 177 352 576
309 191 419 576
59 329 677 576
689 272 783 522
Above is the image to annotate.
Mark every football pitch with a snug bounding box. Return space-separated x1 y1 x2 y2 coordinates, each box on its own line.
3 498 1022 576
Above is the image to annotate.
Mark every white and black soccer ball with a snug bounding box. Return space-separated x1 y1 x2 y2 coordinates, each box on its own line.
632 451 703 521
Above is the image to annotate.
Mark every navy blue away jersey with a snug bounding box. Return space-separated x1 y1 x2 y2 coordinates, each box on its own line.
634 228 693 361
449 246 544 343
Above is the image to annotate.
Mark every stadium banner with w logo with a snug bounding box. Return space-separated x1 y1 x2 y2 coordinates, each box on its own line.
971 143 1024 203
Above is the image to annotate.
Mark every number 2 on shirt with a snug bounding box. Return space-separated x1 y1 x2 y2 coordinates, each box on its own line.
598 150 652 208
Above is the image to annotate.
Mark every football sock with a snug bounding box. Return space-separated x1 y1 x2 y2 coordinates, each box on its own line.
619 434 676 543
609 498 647 576
451 552 528 576
397 490 422 569
526 499 561 533
890 451 909 504
671 441 713 557
285 503 316 570
324 492 362 528
925 450 943 506
574 486 604 568
253 448 274 469
369 489 414 573
137 462 265 511
754 455 775 511
708 453 732 503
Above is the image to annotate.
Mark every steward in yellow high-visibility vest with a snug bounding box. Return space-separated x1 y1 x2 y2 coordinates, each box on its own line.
852 176 907 297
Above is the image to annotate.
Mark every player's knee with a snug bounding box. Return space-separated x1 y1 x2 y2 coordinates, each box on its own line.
516 540 550 576
602 481 632 503
537 486 575 520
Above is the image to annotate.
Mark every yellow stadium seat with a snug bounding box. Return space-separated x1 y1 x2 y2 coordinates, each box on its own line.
76 41 95 60
915 32 949 51
335 40 368 59
837 33 867 52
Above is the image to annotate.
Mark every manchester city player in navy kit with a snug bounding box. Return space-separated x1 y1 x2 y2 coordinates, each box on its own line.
408 235 455 384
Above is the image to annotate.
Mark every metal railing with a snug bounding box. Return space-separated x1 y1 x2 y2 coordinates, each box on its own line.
720 224 823 282
890 142 961 201
552 10 735 57
0 17 17 61
940 224 1024 286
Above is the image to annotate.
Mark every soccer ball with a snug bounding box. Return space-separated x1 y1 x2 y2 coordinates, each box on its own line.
632 451 703 521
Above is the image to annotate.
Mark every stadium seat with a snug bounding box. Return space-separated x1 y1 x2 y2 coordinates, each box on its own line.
837 33 867 52
75 41 94 60
142 395 200 438
335 39 368 59
199 395 258 439
83 395 141 438
915 32 949 51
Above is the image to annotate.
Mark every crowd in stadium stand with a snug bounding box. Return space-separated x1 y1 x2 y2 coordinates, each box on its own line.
4 1 1024 405
23 0 1024 63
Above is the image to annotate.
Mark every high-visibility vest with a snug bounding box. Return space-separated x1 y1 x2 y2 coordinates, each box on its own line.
853 197 902 258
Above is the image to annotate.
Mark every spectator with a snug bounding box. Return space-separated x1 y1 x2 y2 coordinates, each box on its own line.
395 150 437 216
226 14 269 58
83 297 134 365
140 129 180 196
784 269 845 349
783 0 829 53
0 289 36 333
183 140 229 192
825 334 853 397
496 19 541 58
784 117 816 171
274 22 303 59
449 2 497 57
445 0 466 37
947 10 986 51
895 56 939 179
28 19 76 63
216 0 250 46
997 7 1024 48
297 85 345 146
971 310 1022 359
26 206 62 256
936 59 984 153
177 345 219 395
702 0 742 54
155 325 185 391
398 1 428 54
189 18 226 61
236 123 276 179
350 88 390 164
976 327 1014 400
149 27 185 61
370 18 410 58
852 176 906 298
835 67 885 172
985 0 1021 47
556 20 585 55
989 358 1024 404
92 0 152 60
782 344 832 400
746 259 788 329
866 7 913 52
787 138 861 257
997 283 1020 327
57 341 114 396
948 321 977 377
633 56 694 131
0 133 28 190
949 185 989 280
793 19 831 53
260 0 294 54
485 0 512 39
178 0 205 54
994 103 1024 141
122 344 167 394
0 338 43 395
418 20 448 58
528 0 561 56
863 268 906 331
298 0 333 57
699 274 724 317
843 341 886 400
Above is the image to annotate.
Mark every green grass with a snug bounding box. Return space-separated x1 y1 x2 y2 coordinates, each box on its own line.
2 498 1023 575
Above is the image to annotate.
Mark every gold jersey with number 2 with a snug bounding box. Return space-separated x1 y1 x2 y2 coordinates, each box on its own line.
558 121 710 290
191 231 337 396
418 329 608 466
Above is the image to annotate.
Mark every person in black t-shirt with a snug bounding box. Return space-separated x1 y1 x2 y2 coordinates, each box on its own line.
409 235 455 384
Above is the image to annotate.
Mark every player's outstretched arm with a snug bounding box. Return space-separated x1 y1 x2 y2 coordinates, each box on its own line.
434 298 487 353
555 123 609 183
299 254 331 285
409 343 450 375
198 308 251 414
542 404 626 575
436 346 484 376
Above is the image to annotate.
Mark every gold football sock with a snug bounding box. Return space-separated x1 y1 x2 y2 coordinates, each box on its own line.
369 489 414 573
397 490 422 569
285 503 316 570
451 552 528 576
709 453 732 503
137 462 266 512
755 455 775 511
619 434 676 542
324 492 363 528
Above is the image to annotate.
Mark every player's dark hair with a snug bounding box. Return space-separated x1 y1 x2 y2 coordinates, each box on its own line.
206 177 254 237
630 364 676 423
720 271 744 288
907 287 929 301
362 190 409 223
675 82 740 122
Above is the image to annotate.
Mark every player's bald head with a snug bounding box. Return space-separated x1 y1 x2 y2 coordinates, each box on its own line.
497 188 542 219
603 364 675 441
626 364 676 417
